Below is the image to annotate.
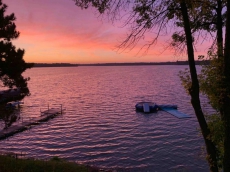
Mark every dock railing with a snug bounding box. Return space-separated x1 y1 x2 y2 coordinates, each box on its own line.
0 151 27 159
0 103 65 140
40 103 64 116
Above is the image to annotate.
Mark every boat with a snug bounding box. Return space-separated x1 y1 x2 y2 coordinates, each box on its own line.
135 102 190 118
135 102 158 113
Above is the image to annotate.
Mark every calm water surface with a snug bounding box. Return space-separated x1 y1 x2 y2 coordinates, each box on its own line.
0 66 209 171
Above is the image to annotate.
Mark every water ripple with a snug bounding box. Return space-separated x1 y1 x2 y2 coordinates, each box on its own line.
0 66 209 171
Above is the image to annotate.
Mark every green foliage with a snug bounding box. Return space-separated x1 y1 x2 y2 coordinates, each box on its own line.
199 51 224 111
198 50 225 169
206 113 224 169
0 104 19 129
179 54 225 169
51 156 63 162
178 68 191 94
0 0 33 96
0 155 89 172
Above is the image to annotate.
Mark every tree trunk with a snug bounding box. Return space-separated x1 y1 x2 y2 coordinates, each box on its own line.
179 2 218 172
217 0 223 59
223 0 230 171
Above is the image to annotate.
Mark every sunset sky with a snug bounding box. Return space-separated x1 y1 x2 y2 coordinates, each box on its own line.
6 0 211 64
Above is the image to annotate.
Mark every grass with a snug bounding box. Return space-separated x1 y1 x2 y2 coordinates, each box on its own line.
0 155 99 172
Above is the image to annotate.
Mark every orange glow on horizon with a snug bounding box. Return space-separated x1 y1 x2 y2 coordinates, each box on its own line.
6 0 211 64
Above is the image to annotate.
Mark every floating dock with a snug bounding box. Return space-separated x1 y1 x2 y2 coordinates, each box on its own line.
0 108 62 140
160 107 191 118
135 102 191 118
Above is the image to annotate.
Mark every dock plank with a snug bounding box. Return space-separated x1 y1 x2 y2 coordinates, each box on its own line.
161 108 191 118
0 108 62 140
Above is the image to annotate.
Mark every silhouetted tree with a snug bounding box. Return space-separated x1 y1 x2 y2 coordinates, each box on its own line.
181 1 230 170
0 0 33 97
222 1 230 171
73 0 230 171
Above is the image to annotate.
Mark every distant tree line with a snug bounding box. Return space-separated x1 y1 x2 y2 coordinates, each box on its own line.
77 60 209 66
34 63 78 67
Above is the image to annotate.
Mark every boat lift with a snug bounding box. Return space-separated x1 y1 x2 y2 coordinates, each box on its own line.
135 102 191 118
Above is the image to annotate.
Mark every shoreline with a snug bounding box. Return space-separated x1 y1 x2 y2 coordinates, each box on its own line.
33 60 209 67
0 153 115 172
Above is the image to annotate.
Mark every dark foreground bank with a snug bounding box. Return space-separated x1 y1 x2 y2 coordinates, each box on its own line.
0 155 112 172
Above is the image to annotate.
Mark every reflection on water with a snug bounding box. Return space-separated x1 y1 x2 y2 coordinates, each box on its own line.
0 66 209 171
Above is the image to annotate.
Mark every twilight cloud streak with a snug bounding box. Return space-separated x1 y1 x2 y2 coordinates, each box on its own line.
5 0 208 63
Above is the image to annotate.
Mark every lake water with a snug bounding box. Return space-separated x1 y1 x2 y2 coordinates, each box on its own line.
0 66 209 171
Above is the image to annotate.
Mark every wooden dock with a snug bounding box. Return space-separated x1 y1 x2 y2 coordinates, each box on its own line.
0 108 62 140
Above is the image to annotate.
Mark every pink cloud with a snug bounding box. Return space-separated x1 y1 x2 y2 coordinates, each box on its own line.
4 0 212 63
